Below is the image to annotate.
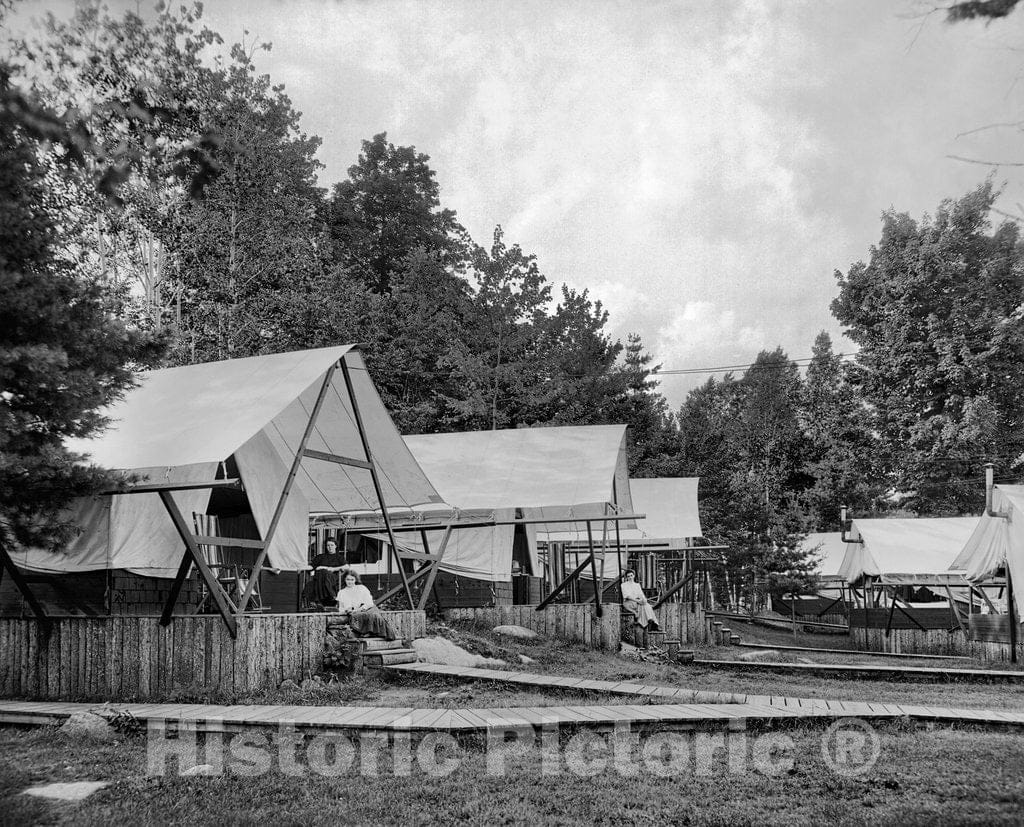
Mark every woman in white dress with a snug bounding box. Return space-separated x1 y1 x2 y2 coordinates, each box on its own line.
620 569 660 631
336 569 398 640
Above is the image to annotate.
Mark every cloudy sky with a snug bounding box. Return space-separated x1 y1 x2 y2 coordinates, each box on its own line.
15 0 1024 406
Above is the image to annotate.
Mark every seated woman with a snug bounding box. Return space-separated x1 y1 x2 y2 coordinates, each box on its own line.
620 569 660 631
336 569 398 641
303 538 347 609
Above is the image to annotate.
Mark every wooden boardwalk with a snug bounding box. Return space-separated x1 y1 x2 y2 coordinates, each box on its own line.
384 662 1024 728
731 642 974 661
0 698 837 734
692 659 1024 682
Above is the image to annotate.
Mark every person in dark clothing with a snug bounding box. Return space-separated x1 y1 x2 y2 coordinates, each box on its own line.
303 538 347 609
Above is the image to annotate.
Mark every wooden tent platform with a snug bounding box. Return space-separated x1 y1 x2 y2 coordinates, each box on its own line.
692 659 1024 682
383 662 1024 728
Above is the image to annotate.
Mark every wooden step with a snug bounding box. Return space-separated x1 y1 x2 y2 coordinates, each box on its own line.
360 637 408 652
362 649 418 667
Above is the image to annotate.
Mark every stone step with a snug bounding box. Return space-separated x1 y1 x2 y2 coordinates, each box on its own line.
729 634 741 645
359 637 408 652
362 649 419 667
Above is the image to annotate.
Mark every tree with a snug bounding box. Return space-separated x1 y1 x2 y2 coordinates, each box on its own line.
0 70 166 548
832 183 1024 512
608 334 679 476
799 331 885 530
674 349 817 610
442 225 552 430
325 133 469 294
161 42 327 363
8 2 227 326
946 0 1022 22
526 286 624 427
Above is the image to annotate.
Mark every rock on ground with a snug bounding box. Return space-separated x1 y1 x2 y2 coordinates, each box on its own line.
412 637 506 668
181 764 218 777
736 649 780 662
518 654 535 664
58 712 118 743
492 624 539 640
23 781 108 801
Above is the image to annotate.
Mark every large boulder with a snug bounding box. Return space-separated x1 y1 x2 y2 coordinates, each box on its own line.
58 712 118 743
412 637 506 668
492 625 539 640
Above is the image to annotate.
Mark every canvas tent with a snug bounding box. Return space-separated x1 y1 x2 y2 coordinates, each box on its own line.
370 424 639 586
540 477 704 581
837 517 978 587
4 346 441 629
802 532 848 585
951 484 1024 620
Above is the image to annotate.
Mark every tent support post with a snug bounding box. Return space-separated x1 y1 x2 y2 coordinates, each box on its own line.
417 525 453 611
815 595 843 617
945 585 967 634
340 356 414 610
1008 567 1018 664
586 521 602 617
653 571 697 610
419 530 444 611
889 593 926 633
0 532 51 630
537 554 594 611
614 528 624 602
237 362 338 617
158 490 237 637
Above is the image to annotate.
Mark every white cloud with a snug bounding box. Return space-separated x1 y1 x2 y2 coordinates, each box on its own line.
656 301 765 366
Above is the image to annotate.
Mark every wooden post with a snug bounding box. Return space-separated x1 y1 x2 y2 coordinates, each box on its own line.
417 525 453 611
0 532 51 630
158 490 237 637
536 553 594 610
1008 567 1018 664
420 529 444 611
586 521 602 617
236 363 337 616
340 356 414 609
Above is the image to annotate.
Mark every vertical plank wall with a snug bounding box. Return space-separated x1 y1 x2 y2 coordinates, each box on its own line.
850 625 1024 663
0 611 426 700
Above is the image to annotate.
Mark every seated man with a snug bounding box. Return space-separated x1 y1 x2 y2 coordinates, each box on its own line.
336 568 398 640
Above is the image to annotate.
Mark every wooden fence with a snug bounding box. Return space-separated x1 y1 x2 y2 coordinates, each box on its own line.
445 604 622 650
850 624 1024 663
653 602 710 644
0 610 426 701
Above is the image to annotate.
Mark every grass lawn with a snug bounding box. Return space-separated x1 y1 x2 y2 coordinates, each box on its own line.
2 620 1024 823
1 722 1023 825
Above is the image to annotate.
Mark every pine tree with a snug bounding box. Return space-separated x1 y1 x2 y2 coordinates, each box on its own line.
0 70 166 548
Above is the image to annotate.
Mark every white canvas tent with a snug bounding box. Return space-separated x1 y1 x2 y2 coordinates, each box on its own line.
6 346 441 626
951 484 1024 620
836 517 978 586
801 532 848 584
540 477 704 580
380 424 637 584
